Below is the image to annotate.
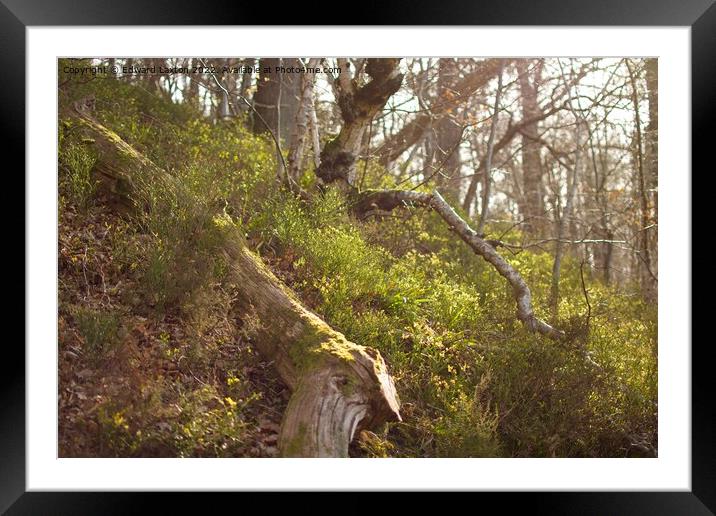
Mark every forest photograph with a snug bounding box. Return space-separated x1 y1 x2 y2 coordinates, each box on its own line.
57 56 658 458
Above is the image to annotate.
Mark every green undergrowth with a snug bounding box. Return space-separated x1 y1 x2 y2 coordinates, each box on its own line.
248 188 656 457
58 63 657 458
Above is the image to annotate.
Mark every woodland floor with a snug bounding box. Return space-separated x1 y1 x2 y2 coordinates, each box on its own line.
58 203 293 457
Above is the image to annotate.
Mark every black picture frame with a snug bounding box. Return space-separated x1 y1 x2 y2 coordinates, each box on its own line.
4 0 711 512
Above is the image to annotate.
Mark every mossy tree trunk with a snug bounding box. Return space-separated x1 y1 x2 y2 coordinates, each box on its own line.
223 238 401 457
316 58 403 186
68 100 401 457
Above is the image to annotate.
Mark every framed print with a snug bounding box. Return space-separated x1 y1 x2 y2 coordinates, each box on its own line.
5 0 711 512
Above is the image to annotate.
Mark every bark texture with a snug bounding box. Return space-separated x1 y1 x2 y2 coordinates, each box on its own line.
316 59 403 186
644 58 658 296
253 58 282 136
253 58 301 142
516 60 545 236
287 59 320 184
68 100 401 457
433 58 463 202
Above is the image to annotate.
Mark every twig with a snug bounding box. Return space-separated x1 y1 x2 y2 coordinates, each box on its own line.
579 260 592 325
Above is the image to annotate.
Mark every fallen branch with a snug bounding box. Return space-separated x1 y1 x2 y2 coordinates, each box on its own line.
353 189 564 339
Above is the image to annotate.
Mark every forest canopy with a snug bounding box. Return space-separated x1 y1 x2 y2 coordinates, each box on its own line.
58 57 657 458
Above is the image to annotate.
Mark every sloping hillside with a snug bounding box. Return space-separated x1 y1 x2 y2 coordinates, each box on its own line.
58 60 657 458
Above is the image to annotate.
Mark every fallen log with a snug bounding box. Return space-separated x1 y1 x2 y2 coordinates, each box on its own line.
223 240 401 457
66 101 401 457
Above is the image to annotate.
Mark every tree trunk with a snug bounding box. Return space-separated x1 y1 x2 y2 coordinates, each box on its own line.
252 58 302 145
253 58 282 137
279 59 302 148
433 58 463 203
586 128 613 285
476 60 504 234
185 59 202 111
68 100 401 457
516 60 545 237
644 58 658 297
308 98 322 171
218 58 232 122
550 62 581 310
223 239 401 457
150 58 165 95
287 59 320 184
626 59 656 297
316 58 403 186
238 58 255 113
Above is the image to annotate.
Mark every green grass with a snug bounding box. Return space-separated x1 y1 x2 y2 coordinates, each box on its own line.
59 141 98 209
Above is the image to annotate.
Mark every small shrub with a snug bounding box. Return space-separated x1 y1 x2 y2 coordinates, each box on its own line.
433 395 501 457
97 405 139 457
71 305 121 358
